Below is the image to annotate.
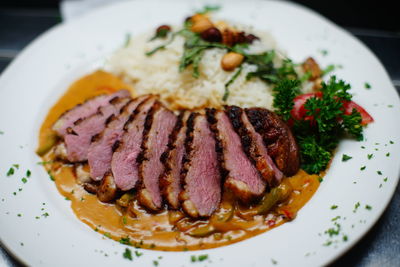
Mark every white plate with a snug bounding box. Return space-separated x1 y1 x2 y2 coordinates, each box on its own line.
0 1 399 266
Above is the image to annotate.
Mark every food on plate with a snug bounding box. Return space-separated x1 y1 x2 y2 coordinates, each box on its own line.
37 7 373 251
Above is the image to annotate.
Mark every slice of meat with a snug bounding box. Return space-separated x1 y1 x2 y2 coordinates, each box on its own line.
53 90 130 137
159 111 190 209
207 108 266 202
180 113 221 218
64 96 131 162
88 95 149 181
225 106 284 186
246 108 300 176
111 96 157 191
137 103 177 211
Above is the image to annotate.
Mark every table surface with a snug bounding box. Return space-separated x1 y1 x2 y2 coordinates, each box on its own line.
0 7 399 267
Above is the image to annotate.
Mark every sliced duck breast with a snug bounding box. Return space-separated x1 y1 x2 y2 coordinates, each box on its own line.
207 108 266 202
64 96 131 162
180 113 221 218
137 103 177 211
88 95 149 181
53 90 130 137
111 96 157 191
159 111 190 209
246 108 300 176
225 106 284 186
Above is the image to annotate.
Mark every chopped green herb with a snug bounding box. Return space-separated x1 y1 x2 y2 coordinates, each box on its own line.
135 250 143 257
223 65 243 101
123 248 133 261
65 197 70 201
0 130 4 135
367 154 373 160
323 240 333 246
360 166 366 171
104 232 112 239
122 216 127 225
21 178 27 183
390 140 394 144
271 258 278 265
342 154 352 162
120 237 131 245
353 202 360 213
17 213 22 217
365 205 372 210
386 152 390 157
318 177 323 183
364 82 371 89
388 104 393 108
48 171 55 181
331 205 338 210
272 79 300 121
12 164 19 169
153 260 159 266
319 49 328 56
42 212 49 218
6 167 15 176
196 5 221 14
198 254 208 261
331 216 341 221
26 170 31 177
343 235 348 241
361 146 366 149
384 177 388 182
191 255 197 262
322 64 336 75
37 161 53 165
377 171 382 175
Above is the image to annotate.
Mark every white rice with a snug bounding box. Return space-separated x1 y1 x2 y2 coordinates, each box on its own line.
105 26 306 111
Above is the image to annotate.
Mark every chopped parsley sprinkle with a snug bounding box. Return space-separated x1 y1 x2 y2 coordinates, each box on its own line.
386 152 390 157
384 177 388 182
65 197 70 201
331 205 338 210
122 216 127 225
191 254 209 262
377 171 382 175
388 105 393 108
353 202 360 213
364 82 371 89
6 167 15 176
135 250 143 257
325 222 341 237
42 212 49 218
319 49 328 56
365 205 372 210
104 232 112 239
26 170 31 177
37 161 53 165
390 140 394 144
343 235 348 241
0 130 4 135
361 146 366 149
13 192 16 196
17 213 22 217
367 154 373 160
153 260 159 266
271 258 278 265
48 171 55 181
122 248 133 261
21 178 27 183
360 166 366 171
342 154 352 162
120 237 131 245
12 164 19 169
318 177 323 183
331 216 341 221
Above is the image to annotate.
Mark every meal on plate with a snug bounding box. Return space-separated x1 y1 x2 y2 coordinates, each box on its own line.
36 7 373 251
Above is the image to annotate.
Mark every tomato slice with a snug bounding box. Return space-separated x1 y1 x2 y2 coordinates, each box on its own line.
342 100 374 125
290 92 322 121
290 92 373 125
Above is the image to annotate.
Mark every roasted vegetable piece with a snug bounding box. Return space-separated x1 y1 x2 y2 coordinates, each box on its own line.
188 224 216 237
257 180 293 215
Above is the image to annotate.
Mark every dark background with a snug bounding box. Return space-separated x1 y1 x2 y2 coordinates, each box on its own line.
0 1 399 266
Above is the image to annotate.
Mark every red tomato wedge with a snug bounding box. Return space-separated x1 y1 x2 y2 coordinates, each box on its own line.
290 92 373 125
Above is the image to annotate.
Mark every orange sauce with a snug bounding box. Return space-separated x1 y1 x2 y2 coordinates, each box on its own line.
39 71 321 251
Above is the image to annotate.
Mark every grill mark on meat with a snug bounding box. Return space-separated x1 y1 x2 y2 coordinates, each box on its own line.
138 103 178 211
63 96 131 162
226 106 284 186
246 108 300 176
207 108 266 203
87 95 149 181
180 113 221 217
159 111 190 209
111 96 157 191
53 90 130 137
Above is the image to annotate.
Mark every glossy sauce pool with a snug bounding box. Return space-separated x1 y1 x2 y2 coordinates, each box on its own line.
39 71 321 251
